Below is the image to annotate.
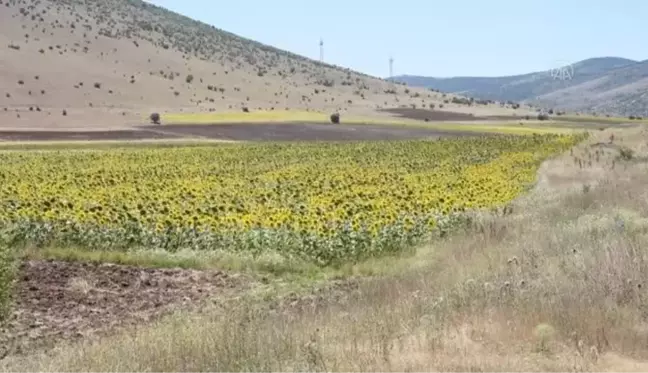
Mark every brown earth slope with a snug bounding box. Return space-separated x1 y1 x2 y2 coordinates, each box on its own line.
0 0 527 130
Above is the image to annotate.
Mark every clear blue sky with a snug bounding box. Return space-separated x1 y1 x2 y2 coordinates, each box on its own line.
146 0 648 78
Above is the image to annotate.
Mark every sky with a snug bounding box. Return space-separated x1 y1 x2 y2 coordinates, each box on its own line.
146 0 648 78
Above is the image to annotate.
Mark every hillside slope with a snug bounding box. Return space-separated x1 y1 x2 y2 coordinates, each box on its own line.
394 57 648 116
0 0 523 130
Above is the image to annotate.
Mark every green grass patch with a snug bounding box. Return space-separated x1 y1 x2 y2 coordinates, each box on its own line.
0 243 16 323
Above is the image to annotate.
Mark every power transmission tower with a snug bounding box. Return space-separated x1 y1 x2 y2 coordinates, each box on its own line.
389 56 394 78
319 38 324 63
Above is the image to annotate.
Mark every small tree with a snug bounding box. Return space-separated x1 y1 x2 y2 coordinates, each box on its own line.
330 112 340 124
186 74 194 84
150 112 161 125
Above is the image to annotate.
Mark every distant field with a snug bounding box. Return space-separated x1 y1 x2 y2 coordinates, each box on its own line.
0 133 583 267
155 110 423 126
558 114 648 125
152 110 579 136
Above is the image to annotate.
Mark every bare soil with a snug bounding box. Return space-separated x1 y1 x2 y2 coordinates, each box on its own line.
140 123 488 141
0 129 181 142
0 123 490 143
380 107 523 121
1 260 252 357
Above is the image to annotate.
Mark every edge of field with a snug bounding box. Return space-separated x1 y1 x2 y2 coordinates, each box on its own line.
0 138 244 150
153 110 580 135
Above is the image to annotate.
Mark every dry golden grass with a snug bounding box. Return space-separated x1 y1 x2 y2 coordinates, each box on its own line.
4 126 648 372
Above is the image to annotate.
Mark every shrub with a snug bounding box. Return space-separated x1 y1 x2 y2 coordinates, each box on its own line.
619 146 634 160
242 107 249 113
93 82 101 89
186 74 194 84
330 112 340 124
0 243 17 324
150 112 161 125
537 113 549 121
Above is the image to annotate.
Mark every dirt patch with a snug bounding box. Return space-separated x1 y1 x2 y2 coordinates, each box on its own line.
0 123 491 143
379 107 515 122
140 123 488 141
0 130 181 142
1 260 252 357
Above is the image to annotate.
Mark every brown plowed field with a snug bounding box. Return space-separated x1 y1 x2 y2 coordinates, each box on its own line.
141 123 486 141
0 123 490 143
0 129 181 142
1 260 252 357
379 107 518 121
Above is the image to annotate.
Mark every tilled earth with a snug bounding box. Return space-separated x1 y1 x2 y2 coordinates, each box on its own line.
0 122 485 142
0 260 253 357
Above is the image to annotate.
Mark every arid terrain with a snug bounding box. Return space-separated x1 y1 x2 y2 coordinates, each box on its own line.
0 0 533 132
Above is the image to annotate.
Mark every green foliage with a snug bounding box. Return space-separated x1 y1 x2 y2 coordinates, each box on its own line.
0 243 17 323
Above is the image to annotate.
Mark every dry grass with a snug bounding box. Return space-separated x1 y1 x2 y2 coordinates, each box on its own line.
4 126 648 372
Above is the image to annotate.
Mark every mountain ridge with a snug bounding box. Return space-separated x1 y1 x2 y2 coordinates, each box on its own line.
393 57 648 116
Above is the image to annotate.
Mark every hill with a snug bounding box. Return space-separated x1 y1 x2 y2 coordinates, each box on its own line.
393 57 648 116
0 0 524 130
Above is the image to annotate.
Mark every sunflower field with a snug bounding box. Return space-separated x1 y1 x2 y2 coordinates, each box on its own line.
0 134 583 265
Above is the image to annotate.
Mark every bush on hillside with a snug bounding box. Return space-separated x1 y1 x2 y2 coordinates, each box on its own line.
330 112 340 124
